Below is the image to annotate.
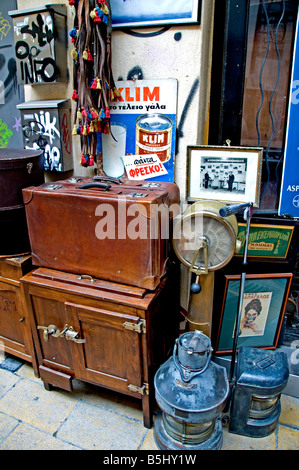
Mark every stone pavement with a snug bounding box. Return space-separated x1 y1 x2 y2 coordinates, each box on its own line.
0 356 298 450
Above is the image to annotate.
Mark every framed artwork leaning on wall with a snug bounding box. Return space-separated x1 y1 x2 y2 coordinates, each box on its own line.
215 273 293 354
187 145 263 207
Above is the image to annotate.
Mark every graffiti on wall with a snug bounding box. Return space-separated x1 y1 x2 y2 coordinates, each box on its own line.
0 2 24 148
20 106 72 171
13 12 60 85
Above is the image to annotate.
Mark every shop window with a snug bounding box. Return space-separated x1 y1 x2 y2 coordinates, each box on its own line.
209 0 298 213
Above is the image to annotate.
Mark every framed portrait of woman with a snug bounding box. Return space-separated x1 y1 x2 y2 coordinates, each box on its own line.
215 273 293 354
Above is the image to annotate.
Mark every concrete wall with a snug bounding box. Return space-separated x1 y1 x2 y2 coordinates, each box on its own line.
17 0 215 202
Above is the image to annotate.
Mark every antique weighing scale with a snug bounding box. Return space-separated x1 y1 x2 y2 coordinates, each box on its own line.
154 201 289 449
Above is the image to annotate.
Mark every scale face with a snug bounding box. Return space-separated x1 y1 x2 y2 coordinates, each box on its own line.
173 201 239 274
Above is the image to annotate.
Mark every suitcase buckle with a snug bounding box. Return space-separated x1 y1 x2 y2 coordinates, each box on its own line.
45 184 62 190
129 192 148 198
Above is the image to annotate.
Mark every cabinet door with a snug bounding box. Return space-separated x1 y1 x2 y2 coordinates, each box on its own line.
31 296 74 375
0 280 30 359
65 302 144 395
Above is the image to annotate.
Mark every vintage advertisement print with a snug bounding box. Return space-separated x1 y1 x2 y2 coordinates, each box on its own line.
215 273 292 354
236 223 294 259
101 79 177 182
237 292 272 337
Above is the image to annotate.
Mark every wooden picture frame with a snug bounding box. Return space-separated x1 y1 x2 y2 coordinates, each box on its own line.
215 273 293 354
187 145 263 206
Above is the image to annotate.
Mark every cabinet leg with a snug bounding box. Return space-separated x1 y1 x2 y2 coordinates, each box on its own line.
43 382 53 391
142 394 153 429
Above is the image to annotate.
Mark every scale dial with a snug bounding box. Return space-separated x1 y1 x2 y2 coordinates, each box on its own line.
173 201 238 272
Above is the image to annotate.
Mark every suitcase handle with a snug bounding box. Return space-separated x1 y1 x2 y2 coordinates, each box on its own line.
79 182 111 191
93 175 123 185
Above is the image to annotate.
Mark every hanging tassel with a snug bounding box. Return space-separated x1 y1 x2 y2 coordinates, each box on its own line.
103 123 110 134
96 7 104 19
72 124 77 135
87 49 93 61
72 89 79 100
81 107 88 118
90 8 97 20
100 109 105 119
69 28 77 42
90 108 98 119
105 107 110 119
86 110 93 121
101 4 109 15
82 125 88 135
89 121 95 133
69 0 76 6
96 78 101 89
77 110 82 121
71 49 78 61
89 155 95 166
83 49 88 61
90 77 97 90
77 124 82 134
113 87 121 99
81 154 90 167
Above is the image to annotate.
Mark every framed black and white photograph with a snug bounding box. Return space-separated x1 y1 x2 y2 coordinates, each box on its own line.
110 0 201 28
186 145 263 206
215 273 293 354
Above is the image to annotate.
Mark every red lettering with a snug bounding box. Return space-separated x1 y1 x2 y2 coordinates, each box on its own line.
125 87 134 102
143 86 159 101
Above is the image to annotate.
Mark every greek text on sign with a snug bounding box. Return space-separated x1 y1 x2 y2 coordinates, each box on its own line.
122 154 168 180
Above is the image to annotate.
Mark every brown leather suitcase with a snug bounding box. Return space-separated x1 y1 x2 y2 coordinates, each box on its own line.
22 177 180 290
0 149 44 257
21 265 180 428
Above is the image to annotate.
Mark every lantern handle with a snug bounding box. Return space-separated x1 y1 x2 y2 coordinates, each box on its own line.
172 338 212 383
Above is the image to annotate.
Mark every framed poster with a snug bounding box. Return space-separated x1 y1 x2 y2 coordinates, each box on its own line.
187 145 263 206
215 273 293 354
110 0 201 28
99 79 177 182
236 224 294 259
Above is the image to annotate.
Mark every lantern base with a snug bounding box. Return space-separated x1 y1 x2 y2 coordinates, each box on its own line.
154 413 223 451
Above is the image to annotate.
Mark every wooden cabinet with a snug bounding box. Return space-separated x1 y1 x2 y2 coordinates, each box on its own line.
21 266 180 428
0 256 37 371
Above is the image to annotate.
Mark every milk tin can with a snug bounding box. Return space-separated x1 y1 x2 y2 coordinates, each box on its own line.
136 114 173 162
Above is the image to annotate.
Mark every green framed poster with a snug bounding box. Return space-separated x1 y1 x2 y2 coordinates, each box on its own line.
236 223 294 259
215 273 292 354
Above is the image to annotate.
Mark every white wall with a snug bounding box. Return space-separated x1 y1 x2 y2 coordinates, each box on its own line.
18 0 215 203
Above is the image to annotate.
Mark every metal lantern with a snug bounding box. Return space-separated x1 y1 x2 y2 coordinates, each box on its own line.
154 330 229 450
229 346 289 437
